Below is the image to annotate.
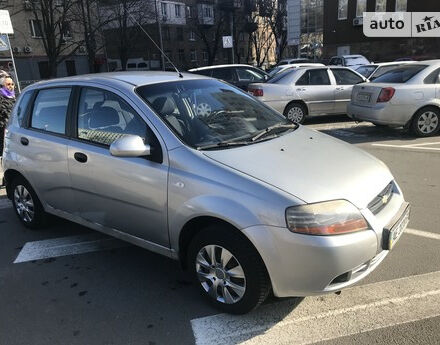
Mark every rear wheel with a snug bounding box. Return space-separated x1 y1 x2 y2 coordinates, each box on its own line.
11 176 47 229
188 225 271 314
284 103 307 124
411 107 440 137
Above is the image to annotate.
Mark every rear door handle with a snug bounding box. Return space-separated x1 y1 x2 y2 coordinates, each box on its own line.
336 87 345 91
20 137 29 146
74 152 88 163
296 88 306 92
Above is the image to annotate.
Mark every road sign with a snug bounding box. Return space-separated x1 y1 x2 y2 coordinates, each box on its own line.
0 34 9 51
222 36 233 49
0 10 13 34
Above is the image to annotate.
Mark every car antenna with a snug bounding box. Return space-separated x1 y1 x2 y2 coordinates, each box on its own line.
128 13 183 78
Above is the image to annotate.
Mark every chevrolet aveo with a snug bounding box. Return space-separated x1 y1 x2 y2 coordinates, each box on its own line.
2 72 410 314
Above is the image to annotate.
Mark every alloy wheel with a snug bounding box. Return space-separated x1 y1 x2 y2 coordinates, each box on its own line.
195 245 246 304
14 185 35 223
287 106 304 123
417 111 439 134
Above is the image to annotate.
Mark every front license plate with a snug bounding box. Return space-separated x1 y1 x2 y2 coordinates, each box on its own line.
357 93 371 102
383 203 410 250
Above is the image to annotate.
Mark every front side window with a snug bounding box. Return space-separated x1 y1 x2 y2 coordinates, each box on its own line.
136 79 291 149
395 0 407 12
31 88 71 134
76 88 147 146
338 0 348 20
296 69 331 86
332 69 364 85
375 0 387 12
356 0 367 18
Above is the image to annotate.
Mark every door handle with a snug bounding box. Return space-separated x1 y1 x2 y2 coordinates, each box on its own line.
296 88 306 91
336 87 345 91
20 137 29 146
74 152 88 163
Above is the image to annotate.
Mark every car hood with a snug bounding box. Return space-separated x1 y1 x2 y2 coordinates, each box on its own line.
202 126 393 209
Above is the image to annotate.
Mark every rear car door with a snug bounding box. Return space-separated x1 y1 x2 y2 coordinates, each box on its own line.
295 69 335 115
18 87 74 212
67 86 169 247
331 68 365 114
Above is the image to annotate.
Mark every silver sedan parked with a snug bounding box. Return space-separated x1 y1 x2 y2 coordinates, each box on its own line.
348 60 440 136
248 66 366 123
3 72 409 314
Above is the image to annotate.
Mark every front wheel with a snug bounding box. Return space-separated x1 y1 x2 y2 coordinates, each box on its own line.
188 225 271 314
11 176 47 229
284 103 307 124
411 107 440 137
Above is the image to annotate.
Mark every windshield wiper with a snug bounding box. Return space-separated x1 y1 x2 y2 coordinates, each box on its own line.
197 140 251 150
251 123 298 142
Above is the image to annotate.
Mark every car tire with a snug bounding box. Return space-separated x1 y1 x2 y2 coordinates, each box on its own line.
411 107 440 137
284 103 307 124
11 176 47 229
188 225 271 314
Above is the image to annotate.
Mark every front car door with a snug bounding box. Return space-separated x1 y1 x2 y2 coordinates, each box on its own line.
67 86 169 247
331 68 365 114
295 69 335 115
19 87 74 212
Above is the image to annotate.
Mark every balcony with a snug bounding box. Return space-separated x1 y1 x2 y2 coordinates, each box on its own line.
197 3 214 26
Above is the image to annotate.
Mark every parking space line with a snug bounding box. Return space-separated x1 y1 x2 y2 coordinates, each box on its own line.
14 233 131 263
191 271 440 345
406 228 440 241
402 141 440 147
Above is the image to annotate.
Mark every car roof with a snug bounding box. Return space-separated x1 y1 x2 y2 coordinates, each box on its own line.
25 71 207 90
188 64 260 72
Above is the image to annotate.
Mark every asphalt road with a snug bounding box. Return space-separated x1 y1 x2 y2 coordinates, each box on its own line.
1 116 439 345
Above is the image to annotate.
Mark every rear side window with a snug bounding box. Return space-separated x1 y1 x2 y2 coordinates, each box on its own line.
371 65 427 83
236 68 265 82
424 68 440 84
31 88 71 135
332 69 364 85
296 69 330 86
11 91 33 127
211 68 236 82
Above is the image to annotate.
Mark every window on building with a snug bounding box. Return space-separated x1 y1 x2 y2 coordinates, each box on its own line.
395 0 407 11
178 49 185 62
176 27 183 40
163 27 170 40
190 49 197 62
61 22 72 40
356 0 367 18
189 30 196 41
375 0 387 12
202 50 208 61
338 0 348 20
65 60 76 76
29 19 43 38
204 6 213 18
186 6 192 18
161 2 167 17
175 4 181 18
239 32 244 41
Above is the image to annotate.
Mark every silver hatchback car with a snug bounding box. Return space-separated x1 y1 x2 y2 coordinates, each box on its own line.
2 72 410 314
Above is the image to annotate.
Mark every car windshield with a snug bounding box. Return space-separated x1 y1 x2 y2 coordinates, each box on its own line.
356 65 376 78
136 79 292 149
371 65 427 83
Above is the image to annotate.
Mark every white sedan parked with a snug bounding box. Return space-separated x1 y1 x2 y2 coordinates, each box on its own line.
248 66 366 123
348 60 440 137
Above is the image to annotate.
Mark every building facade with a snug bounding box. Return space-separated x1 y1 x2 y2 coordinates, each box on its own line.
324 0 440 61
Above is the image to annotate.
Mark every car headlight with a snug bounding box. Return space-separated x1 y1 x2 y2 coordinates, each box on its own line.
285 200 368 235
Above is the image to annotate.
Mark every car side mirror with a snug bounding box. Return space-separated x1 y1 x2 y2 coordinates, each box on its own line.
110 135 151 157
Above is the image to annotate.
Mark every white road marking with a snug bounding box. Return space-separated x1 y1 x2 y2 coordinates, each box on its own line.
14 233 131 263
403 141 440 147
0 198 11 209
191 271 440 345
372 143 440 151
406 228 440 241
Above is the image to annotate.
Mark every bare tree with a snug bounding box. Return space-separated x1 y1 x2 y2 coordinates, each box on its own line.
29 0 81 77
267 0 288 62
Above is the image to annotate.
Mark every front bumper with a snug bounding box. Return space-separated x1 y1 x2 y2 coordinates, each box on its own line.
347 103 413 126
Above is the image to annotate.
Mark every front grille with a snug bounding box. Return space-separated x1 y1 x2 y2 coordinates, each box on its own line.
368 182 394 214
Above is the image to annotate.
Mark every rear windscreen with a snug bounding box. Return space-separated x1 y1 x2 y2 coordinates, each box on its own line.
371 65 427 83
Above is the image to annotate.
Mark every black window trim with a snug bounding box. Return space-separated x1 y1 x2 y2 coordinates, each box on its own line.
25 86 75 139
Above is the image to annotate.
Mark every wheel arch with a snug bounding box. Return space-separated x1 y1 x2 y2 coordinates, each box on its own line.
283 100 309 116
4 169 27 200
407 104 440 126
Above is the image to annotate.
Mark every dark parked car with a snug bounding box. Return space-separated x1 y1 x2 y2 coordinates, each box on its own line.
189 64 269 90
